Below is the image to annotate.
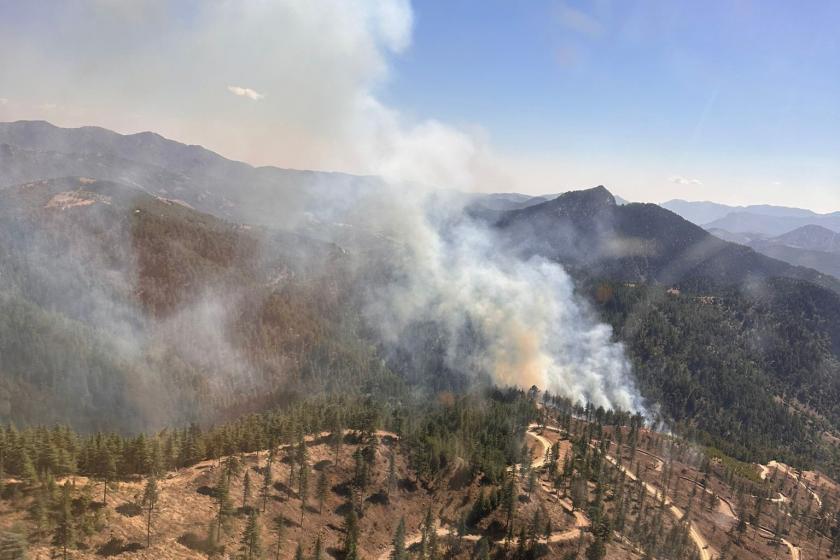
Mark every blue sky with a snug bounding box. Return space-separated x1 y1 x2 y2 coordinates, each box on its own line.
382 1 840 208
0 0 838 210
389 1 839 159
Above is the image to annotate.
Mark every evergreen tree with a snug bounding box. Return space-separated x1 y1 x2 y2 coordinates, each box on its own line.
96 446 116 504
240 509 262 560
331 422 343 463
391 517 407 560
272 517 286 560
294 542 304 560
224 454 243 483
298 462 309 524
52 482 75 560
142 475 159 548
243 471 252 509
216 472 234 534
316 469 329 514
387 450 397 497
527 468 537 498
420 505 434 559
20 452 37 488
261 463 273 513
343 507 360 560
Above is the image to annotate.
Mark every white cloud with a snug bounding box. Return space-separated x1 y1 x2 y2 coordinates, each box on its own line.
668 175 703 186
554 2 603 37
227 85 265 101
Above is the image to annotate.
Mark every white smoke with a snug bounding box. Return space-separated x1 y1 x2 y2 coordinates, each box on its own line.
358 186 643 412
1 0 646 414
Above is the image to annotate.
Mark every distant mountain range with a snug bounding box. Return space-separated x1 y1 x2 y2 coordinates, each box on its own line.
0 120 386 229
662 199 840 236
661 199 819 225
488 186 840 292
662 199 840 279
707 225 840 280
705 212 840 236
6 120 840 471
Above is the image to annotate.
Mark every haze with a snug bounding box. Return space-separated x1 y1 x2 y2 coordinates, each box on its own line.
1 0 838 211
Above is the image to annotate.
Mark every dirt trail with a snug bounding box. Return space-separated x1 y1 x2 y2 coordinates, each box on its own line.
376 501 587 559
678 476 737 521
536 420 798 559
625 446 664 472
377 510 591 560
526 429 552 469
527 425 716 559
603 447 712 560
758 464 771 480
377 427 586 560
755 524 801 560
767 460 822 509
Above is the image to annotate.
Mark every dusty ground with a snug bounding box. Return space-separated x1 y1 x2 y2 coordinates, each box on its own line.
5 421 838 560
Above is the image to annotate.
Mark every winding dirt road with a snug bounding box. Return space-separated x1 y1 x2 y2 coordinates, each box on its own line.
376 428 586 560
602 452 712 560
527 424 712 560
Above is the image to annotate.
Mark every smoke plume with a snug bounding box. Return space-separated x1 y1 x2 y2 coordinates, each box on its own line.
352 186 643 412
0 0 646 430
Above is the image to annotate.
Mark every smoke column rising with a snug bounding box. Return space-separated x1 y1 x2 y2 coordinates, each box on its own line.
359 188 644 412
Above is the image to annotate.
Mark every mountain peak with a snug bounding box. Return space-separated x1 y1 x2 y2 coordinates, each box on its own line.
553 185 616 208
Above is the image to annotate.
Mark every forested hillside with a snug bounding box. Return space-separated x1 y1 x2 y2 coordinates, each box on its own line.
4 124 840 486
0 178 394 431
591 280 840 471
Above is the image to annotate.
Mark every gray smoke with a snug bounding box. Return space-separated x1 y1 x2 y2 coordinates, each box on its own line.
349 187 643 412
0 0 647 431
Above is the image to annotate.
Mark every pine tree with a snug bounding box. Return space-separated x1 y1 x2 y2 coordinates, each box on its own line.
243 471 252 509
420 505 434 558
316 469 329 514
391 517 407 560
96 446 116 504
294 542 304 560
261 462 273 513
52 482 75 560
331 421 343 463
585 531 605 560
343 507 360 560
387 450 397 496
273 517 286 560
298 462 309 524
224 454 243 483
31 488 50 536
428 527 439 560
240 509 262 560
527 468 537 498
77 483 98 543
216 472 234 534
20 451 37 488
142 475 159 548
